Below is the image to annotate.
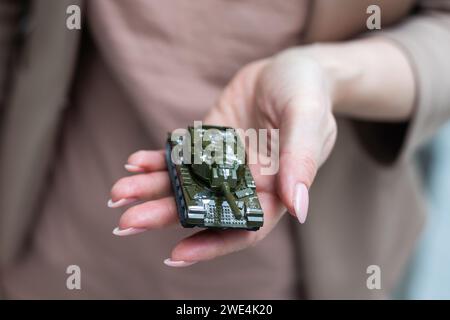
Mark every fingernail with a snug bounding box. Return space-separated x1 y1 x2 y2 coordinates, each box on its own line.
163 258 198 268
294 183 309 224
112 227 146 236
124 164 145 173
107 198 138 208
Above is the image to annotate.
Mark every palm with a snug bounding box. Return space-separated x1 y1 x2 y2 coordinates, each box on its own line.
109 60 287 263
197 59 287 256
110 54 335 264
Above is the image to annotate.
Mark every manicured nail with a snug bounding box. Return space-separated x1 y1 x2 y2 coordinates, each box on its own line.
112 227 146 236
163 258 198 268
294 183 309 224
107 198 138 208
124 164 145 173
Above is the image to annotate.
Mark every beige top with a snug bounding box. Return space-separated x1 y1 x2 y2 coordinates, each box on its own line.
2 0 308 299
1 0 450 299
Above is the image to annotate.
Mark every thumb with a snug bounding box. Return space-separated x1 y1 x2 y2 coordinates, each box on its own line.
277 143 316 224
277 105 336 224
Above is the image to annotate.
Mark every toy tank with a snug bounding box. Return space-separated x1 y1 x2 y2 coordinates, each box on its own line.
166 125 264 231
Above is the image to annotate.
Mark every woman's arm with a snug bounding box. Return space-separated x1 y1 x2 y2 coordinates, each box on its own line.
304 38 416 121
108 4 450 265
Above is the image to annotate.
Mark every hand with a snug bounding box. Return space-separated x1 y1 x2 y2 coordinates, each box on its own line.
108 47 339 266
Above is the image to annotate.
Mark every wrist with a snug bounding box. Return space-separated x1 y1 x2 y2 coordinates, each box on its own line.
299 43 363 114
298 39 415 120
269 45 359 114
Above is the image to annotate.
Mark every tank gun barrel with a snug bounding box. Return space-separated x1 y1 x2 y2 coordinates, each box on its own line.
221 182 242 219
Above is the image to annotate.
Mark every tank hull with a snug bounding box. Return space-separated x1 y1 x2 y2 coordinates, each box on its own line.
165 126 264 231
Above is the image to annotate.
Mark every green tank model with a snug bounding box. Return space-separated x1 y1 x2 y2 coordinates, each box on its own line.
166 125 264 231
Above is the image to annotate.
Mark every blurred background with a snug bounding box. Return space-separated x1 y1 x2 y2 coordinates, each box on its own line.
397 122 450 299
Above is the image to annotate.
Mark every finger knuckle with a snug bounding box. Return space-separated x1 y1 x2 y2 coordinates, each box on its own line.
124 178 141 196
111 177 129 198
128 150 148 165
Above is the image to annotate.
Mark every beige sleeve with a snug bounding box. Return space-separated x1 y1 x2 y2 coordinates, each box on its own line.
353 0 450 164
0 0 21 111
